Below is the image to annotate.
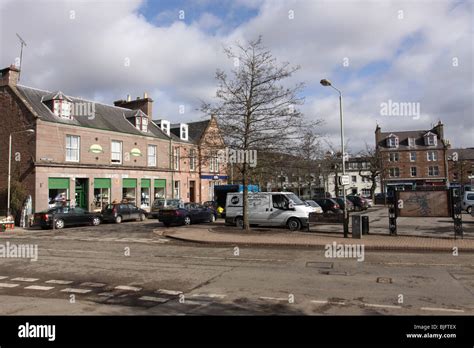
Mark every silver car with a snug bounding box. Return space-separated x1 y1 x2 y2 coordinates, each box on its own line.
461 191 474 214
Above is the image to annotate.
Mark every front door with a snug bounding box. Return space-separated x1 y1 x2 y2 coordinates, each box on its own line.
75 179 88 209
189 181 196 203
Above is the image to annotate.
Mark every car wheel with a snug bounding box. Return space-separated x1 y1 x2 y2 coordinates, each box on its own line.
139 213 146 221
184 216 191 225
287 218 301 231
55 219 65 229
467 206 472 214
92 217 101 226
235 216 244 229
115 215 122 224
209 214 216 223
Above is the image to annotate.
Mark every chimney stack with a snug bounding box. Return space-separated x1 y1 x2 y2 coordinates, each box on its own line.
0 65 20 86
114 93 153 120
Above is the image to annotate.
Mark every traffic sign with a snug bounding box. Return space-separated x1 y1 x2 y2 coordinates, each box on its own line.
338 175 350 186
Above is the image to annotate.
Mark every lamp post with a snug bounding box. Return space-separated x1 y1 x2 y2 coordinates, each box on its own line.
7 129 35 216
320 79 348 238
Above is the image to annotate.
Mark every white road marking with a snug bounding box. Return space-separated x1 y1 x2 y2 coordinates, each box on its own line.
25 285 55 291
156 289 183 295
98 292 115 297
115 285 142 292
80 282 106 288
183 300 205 305
191 293 226 299
259 296 287 302
139 296 168 303
60 288 92 294
0 283 19 288
311 300 346 305
364 303 402 309
46 280 73 285
421 307 464 313
0 276 8 280
12 277 39 282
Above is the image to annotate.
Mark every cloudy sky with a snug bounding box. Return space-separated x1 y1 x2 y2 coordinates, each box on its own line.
0 0 472 152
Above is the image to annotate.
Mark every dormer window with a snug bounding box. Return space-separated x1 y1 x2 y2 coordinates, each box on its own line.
408 138 415 147
180 124 188 141
160 120 170 136
424 132 437 146
386 134 399 148
42 91 73 119
131 111 148 132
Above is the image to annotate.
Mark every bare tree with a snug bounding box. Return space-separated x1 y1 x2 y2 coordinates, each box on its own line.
203 37 305 230
358 144 385 201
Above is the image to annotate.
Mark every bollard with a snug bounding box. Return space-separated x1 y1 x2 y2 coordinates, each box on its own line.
362 216 369 235
352 215 361 239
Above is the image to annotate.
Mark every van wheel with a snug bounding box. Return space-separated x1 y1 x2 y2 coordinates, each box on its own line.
139 213 146 221
115 215 122 224
235 216 244 229
287 218 301 231
467 206 472 214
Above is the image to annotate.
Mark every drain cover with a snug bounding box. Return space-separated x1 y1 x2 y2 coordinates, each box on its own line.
319 270 348 276
377 277 393 284
306 262 334 269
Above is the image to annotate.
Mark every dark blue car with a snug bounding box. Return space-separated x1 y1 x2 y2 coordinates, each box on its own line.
158 203 216 227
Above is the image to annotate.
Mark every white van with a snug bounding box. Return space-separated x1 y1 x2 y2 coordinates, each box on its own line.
225 192 312 231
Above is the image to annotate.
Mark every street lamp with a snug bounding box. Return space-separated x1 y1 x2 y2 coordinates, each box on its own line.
7 128 35 216
320 79 348 238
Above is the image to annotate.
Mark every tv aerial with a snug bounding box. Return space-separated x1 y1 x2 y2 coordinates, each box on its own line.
15 33 27 81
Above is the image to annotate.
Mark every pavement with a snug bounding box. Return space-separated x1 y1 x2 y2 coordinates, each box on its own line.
161 206 474 252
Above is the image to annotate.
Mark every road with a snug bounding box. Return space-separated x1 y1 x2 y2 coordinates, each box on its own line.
0 219 473 315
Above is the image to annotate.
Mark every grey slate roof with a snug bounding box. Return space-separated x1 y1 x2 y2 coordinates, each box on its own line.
378 130 445 150
448 148 474 160
14 84 196 143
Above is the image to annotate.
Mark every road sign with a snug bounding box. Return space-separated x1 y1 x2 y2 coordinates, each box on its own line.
338 175 350 186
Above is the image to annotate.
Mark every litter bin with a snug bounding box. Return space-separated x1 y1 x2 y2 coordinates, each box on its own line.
362 216 369 235
352 215 361 239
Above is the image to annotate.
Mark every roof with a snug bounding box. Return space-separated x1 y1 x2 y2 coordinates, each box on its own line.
168 120 210 144
377 129 445 150
447 148 474 160
14 84 189 142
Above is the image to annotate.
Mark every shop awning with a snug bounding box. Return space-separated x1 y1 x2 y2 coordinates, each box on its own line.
48 178 70 189
94 178 111 189
154 179 166 188
141 179 151 188
123 178 137 188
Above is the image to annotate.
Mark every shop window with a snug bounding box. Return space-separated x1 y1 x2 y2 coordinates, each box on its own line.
93 187 110 211
141 179 150 209
48 189 69 208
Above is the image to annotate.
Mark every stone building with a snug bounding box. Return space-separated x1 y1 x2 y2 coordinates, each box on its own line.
0 65 227 215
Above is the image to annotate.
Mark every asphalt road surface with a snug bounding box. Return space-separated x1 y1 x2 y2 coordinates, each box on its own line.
1 219 473 315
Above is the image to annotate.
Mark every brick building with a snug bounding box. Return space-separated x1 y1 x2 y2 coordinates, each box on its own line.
447 148 474 186
0 65 227 215
375 122 449 193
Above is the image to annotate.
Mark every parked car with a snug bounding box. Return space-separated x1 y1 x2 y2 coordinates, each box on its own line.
150 198 183 219
361 196 374 207
158 203 216 227
304 200 323 214
33 206 101 230
101 203 147 223
202 200 220 218
461 191 474 214
313 198 343 214
335 197 354 211
346 195 369 211
226 192 313 231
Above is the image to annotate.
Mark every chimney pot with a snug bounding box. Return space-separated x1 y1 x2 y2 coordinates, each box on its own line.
127 94 131 102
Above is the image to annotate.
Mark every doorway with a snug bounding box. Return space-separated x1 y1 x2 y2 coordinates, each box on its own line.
75 178 88 209
189 181 196 202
